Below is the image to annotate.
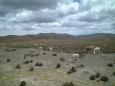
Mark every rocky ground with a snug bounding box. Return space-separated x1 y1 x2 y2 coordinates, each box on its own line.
0 47 115 86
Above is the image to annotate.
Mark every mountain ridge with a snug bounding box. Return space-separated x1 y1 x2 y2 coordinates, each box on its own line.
0 33 115 40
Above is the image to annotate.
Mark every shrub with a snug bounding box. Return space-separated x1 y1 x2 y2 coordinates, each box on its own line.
62 82 74 86
34 53 39 57
30 60 33 63
6 59 10 62
16 64 21 69
24 56 26 59
43 52 46 55
113 60 115 64
107 63 113 67
100 76 108 82
95 72 101 78
35 63 43 66
79 64 84 68
29 67 34 71
6 49 17 52
67 67 76 74
20 81 26 86
52 53 57 56
59 58 65 61
56 63 61 68
113 72 115 76
23 60 30 64
89 75 95 80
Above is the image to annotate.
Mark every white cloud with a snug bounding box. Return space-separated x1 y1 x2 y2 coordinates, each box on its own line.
0 0 115 36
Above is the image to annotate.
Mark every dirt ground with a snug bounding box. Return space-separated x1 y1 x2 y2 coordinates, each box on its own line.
0 47 115 86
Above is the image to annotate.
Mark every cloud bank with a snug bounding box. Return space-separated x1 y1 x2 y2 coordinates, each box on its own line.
0 0 115 36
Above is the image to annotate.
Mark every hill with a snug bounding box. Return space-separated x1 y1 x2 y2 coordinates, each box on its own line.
0 33 115 53
0 33 115 40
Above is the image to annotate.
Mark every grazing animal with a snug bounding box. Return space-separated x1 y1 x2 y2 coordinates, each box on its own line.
85 46 94 54
72 54 80 58
49 46 53 52
38 47 43 53
69 54 80 64
93 47 101 55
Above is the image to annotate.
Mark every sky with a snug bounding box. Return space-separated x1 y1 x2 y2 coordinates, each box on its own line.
0 0 115 36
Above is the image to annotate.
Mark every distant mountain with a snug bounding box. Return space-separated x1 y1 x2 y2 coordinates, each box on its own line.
0 33 115 41
0 33 75 40
76 33 115 40
26 33 75 39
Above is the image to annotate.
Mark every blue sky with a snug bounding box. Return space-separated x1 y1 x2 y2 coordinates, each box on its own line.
0 0 115 36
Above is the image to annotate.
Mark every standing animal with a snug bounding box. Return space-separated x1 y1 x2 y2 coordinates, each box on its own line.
69 54 80 64
49 46 53 52
93 47 101 55
38 47 43 53
72 54 80 58
85 46 94 54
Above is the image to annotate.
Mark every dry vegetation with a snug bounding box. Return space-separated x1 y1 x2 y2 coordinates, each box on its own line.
0 33 115 86
0 35 115 54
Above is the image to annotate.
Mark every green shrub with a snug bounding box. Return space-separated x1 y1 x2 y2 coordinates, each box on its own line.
56 63 61 68
6 59 11 62
107 63 113 67
95 72 101 78
59 58 65 61
113 60 115 64
35 62 43 66
62 82 74 86
30 60 33 63
89 75 95 80
113 72 115 76
43 52 46 55
79 64 84 68
52 53 57 56
16 64 21 69
23 60 30 64
100 76 108 82
29 67 34 71
67 67 76 74
20 81 26 86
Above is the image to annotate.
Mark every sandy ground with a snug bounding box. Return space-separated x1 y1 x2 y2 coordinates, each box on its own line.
0 47 115 86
